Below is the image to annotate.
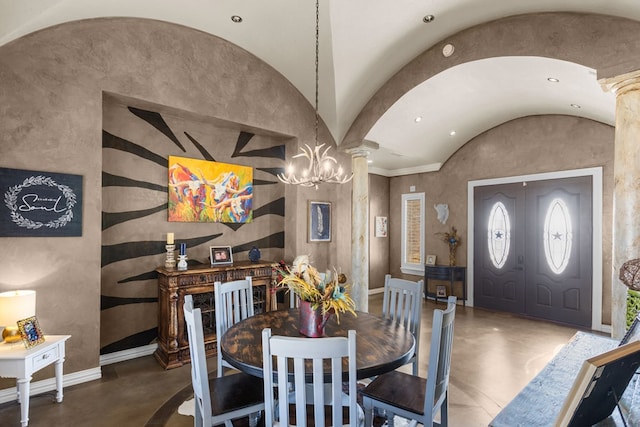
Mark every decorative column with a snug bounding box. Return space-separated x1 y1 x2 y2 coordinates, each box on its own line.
346 142 377 312
601 70 640 339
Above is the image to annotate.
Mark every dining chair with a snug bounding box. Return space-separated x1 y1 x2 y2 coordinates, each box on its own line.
183 295 264 427
381 274 424 375
215 277 255 377
361 296 457 427
261 328 362 427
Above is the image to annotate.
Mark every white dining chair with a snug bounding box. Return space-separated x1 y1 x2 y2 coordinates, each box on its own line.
361 296 457 427
261 327 362 427
215 277 255 377
183 295 264 427
381 274 424 375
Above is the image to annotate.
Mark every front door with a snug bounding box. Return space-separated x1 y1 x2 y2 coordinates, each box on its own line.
474 176 593 327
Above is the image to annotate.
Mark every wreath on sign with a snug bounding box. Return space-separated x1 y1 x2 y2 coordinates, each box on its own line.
3 175 76 229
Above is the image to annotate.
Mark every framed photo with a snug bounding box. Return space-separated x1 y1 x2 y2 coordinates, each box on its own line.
620 312 640 346
436 285 447 297
375 216 388 238
426 254 437 266
308 201 331 242
210 246 233 266
17 316 45 348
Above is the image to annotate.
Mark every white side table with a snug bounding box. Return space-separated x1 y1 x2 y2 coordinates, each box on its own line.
0 335 71 427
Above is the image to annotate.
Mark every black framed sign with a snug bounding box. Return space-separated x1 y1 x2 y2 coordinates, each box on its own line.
0 167 83 237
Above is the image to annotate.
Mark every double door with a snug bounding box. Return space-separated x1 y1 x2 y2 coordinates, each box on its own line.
473 176 592 327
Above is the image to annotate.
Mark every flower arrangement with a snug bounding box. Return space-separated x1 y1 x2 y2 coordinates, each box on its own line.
437 226 461 266
273 255 356 322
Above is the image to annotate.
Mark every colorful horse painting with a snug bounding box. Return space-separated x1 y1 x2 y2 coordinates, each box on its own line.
168 156 253 223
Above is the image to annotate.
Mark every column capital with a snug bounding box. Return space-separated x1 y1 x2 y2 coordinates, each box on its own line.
344 140 379 158
600 69 640 96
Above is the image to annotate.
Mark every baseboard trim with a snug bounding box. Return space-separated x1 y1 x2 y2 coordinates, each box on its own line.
368 287 384 295
0 367 102 404
99 343 158 366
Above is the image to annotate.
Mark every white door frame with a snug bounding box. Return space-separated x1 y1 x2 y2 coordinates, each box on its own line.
467 167 605 332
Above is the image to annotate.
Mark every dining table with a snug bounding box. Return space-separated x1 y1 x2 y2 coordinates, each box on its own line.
219 308 415 381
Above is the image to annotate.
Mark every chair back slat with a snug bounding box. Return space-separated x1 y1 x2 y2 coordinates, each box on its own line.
215 277 255 376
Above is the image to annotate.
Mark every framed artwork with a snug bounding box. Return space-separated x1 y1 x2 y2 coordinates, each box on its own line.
308 201 331 242
210 246 233 266
17 316 45 348
375 216 388 237
436 285 447 297
0 167 83 237
168 156 253 223
426 254 437 266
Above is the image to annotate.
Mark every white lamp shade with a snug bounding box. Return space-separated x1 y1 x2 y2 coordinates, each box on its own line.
0 290 36 327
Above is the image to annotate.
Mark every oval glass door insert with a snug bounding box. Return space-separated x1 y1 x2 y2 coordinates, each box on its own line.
488 201 510 269
543 198 572 274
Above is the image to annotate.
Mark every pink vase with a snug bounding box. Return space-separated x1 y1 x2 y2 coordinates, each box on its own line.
299 300 331 337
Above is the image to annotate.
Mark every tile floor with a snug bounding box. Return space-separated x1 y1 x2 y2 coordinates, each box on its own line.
0 294 582 426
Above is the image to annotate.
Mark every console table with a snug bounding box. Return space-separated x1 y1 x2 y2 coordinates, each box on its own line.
155 261 274 369
424 265 467 306
0 335 71 427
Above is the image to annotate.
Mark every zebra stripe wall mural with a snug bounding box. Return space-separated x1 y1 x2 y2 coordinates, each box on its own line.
101 96 286 355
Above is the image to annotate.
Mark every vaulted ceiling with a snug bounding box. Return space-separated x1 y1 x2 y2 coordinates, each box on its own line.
2 0 638 175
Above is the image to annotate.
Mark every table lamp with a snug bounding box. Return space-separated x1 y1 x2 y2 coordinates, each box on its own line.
0 290 36 343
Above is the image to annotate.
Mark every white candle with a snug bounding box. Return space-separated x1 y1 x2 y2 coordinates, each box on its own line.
167 232 174 244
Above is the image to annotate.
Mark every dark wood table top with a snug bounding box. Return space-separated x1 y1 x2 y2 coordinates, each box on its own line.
219 308 415 380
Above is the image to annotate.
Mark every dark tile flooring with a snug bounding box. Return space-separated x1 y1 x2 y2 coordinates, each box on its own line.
0 294 581 426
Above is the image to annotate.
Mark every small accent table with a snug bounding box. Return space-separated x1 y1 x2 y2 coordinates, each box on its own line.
424 265 467 306
0 335 71 427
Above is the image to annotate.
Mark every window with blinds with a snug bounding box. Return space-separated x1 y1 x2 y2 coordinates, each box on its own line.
401 192 425 275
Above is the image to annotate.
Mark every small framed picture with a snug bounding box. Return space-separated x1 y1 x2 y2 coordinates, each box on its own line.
375 216 388 238
309 201 331 242
426 254 437 266
17 316 45 348
210 246 233 266
436 285 447 298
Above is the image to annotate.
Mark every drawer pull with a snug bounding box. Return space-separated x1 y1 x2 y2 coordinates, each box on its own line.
42 354 49 360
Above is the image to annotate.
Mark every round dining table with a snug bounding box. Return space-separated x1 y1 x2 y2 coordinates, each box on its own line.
219 308 415 380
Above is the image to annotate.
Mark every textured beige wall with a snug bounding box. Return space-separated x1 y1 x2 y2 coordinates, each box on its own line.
369 174 390 290
0 17 351 386
388 115 614 323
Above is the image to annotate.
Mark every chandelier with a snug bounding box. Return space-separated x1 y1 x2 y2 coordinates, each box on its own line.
277 0 353 189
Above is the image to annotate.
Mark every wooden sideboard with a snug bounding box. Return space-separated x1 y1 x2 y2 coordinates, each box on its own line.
154 260 275 369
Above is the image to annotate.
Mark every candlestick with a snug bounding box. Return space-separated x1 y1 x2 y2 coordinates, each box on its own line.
177 254 188 271
180 243 186 256
165 244 176 269
167 232 174 245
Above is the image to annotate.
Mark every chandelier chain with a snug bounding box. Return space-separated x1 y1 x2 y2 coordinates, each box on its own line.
276 0 353 189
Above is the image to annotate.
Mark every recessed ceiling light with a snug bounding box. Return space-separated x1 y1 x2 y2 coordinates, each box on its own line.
442 44 455 57
570 103 581 108
547 77 560 83
449 130 456 136
414 116 422 123
423 15 435 23
231 15 243 23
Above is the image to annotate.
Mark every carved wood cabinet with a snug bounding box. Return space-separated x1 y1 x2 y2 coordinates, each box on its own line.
154 260 274 369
